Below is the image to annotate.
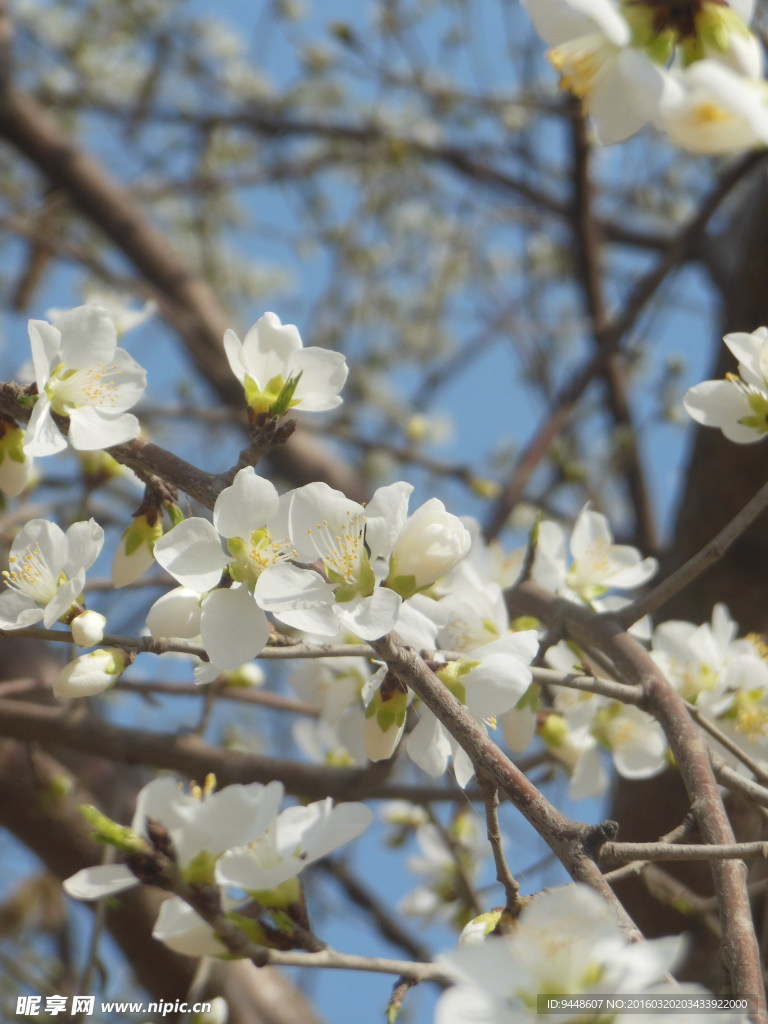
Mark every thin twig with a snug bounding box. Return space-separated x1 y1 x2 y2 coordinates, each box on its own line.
617 476 768 627
480 782 522 913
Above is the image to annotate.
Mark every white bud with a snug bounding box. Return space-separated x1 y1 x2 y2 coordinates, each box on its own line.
391 498 471 590
70 610 107 647
54 649 125 699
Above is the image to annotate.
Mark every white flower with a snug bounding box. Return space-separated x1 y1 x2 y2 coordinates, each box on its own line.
436 884 683 1024
255 480 412 640
70 609 106 647
153 468 295 669
522 0 658 145
223 311 348 415
64 776 284 901
387 498 471 596
23 304 147 456
0 518 103 629
684 326 768 442
216 797 372 891
654 60 768 154
406 632 538 787
566 505 657 602
54 647 124 698
147 586 203 640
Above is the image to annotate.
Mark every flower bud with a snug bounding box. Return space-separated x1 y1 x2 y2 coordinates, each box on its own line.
388 499 471 595
112 512 164 587
54 648 125 698
70 610 107 647
0 420 34 496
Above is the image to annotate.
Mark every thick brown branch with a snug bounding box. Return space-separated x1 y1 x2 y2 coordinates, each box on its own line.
506 580 765 1012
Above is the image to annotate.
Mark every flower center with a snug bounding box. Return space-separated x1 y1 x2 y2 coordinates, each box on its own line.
307 511 366 583
548 34 615 102
50 362 121 411
3 545 61 603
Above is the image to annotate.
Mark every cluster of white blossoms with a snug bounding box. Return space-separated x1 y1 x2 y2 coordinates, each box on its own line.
522 0 768 154
436 884 747 1024
63 775 372 957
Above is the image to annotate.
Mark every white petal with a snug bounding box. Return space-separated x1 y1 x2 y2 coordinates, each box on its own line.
338 588 402 641
153 897 228 957
222 328 246 383
63 864 136 900
147 587 202 639
291 347 349 410
0 591 44 629
364 481 413 559
67 408 141 450
276 799 373 863
407 713 452 777
64 518 105 573
684 380 759 443
200 586 268 670
27 319 59 389
214 469 279 539
23 395 66 456
154 518 229 591
56 305 117 367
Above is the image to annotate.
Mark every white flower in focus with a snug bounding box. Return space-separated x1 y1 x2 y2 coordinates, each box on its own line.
24 304 147 456
70 609 106 647
436 884 684 1024
224 312 348 415
256 480 412 640
216 797 373 891
655 60 768 154
566 505 657 603
684 327 768 442
153 468 295 669
54 647 124 698
387 498 471 596
406 631 538 787
0 518 103 629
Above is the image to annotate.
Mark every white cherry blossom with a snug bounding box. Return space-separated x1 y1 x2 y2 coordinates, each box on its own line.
255 480 411 640
521 0 659 144
406 631 538 787
0 518 103 629
224 311 348 415
153 468 296 669
216 797 373 891
566 505 657 602
654 60 768 154
684 326 768 442
23 304 146 456
436 885 688 1024
64 776 284 902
